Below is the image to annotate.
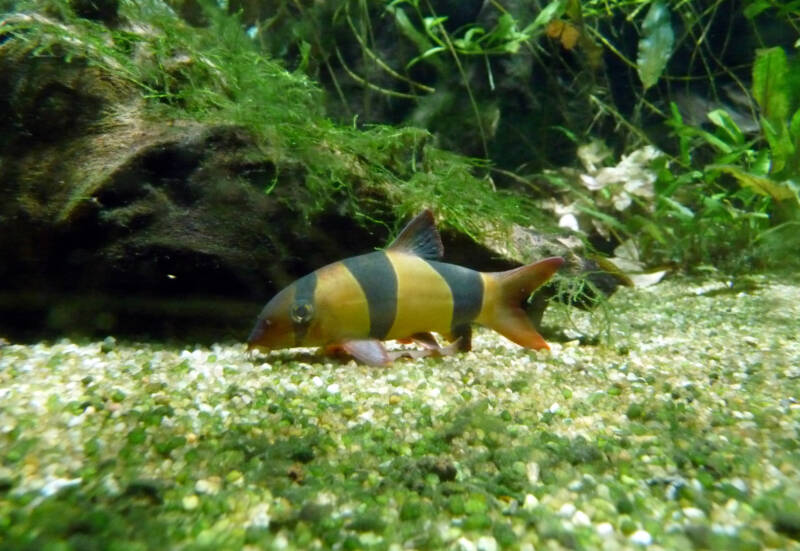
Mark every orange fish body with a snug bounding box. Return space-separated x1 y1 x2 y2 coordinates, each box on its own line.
248 210 563 365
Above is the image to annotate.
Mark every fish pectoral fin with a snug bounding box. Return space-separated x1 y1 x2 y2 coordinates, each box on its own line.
388 336 463 361
410 332 440 350
336 340 391 366
332 332 463 366
449 325 472 352
397 333 440 349
437 337 463 356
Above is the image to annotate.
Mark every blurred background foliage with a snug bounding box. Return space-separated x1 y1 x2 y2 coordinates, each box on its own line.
3 0 799 273
199 0 800 273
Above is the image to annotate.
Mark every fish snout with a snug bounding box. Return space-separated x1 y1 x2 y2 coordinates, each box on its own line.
247 319 270 350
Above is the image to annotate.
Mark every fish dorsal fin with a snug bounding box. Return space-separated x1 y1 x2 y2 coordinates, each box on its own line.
386 209 444 260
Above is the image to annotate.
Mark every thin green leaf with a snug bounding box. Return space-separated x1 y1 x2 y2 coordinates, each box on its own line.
524 0 567 35
761 115 794 174
707 109 744 145
710 164 799 202
696 128 733 154
390 6 436 53
659 196 695 220
483 13 526 54
576 204 628 231
453 26 486 53
462 26 486 43
752 148 772 176
406 46 446 69
636 216 668 245
387 0 418 8
790 109 800 142
743 0 771 18
668 102 691 165
423 16 449 34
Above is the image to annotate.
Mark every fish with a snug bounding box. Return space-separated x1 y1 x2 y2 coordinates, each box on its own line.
247 210 564 366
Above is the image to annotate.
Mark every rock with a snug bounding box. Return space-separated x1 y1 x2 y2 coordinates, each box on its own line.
0 5 624 343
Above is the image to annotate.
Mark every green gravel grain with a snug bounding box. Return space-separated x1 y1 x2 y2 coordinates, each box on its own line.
1 275 799 549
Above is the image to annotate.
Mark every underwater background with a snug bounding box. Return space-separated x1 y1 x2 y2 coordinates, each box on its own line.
1 0 800 549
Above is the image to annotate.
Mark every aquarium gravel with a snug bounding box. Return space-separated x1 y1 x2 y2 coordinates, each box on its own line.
1 275 800 550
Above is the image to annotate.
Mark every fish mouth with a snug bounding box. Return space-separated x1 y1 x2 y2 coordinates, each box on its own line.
246 339 270 353
246 324 264 349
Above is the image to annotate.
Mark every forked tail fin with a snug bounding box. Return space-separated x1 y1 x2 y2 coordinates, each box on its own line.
485 257 564 350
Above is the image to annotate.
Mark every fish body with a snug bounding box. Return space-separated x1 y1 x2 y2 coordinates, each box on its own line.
248 210 563 365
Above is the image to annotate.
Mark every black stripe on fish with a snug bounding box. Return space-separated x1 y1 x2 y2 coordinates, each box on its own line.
427 260 483 332
342 252 397 339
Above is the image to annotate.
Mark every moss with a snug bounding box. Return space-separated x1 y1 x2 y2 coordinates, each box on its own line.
1 0 552 247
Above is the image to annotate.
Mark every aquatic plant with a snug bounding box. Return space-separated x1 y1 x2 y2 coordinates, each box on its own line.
250 0 800 273
0 0 554 245
617 42 800 273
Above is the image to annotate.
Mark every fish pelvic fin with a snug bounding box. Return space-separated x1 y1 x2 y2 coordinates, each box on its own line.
484 257 564 350
327 339 391 366
386 209 444 260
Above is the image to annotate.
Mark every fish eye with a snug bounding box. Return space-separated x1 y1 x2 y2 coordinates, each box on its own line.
290 302 314 324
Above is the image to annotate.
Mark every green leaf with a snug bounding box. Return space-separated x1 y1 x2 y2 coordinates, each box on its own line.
660 196 695 220
391 6 436 54
790 109 800 142
753 148 772 176
387 0 418 7
453 26 486 53
668 102 691 165
524 0 567 35
707 109 744 145
697 128 733 154
462 26 486 44
485 13 526 54
576 204 628 231
743 0 772 19
710 164 799 202
752 47 795 174
637 1 674 90
296 41 311 74
753 47 790 123
406 46 446 69
762 116 794 174
423 16 449 34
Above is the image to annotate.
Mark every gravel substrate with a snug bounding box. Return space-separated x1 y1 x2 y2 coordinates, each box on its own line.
1 274 799 550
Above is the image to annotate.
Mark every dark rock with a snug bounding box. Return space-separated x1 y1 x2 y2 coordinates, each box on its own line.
0 7 625 344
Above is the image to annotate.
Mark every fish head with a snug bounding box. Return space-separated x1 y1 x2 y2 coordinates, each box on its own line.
247 282 319 351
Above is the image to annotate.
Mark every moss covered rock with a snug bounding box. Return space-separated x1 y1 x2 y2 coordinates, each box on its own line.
0 2 615 341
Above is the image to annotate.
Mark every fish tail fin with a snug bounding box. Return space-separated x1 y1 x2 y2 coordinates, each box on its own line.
484 257 564 350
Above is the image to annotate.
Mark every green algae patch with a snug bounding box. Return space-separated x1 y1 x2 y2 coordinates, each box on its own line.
2 275 800 549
